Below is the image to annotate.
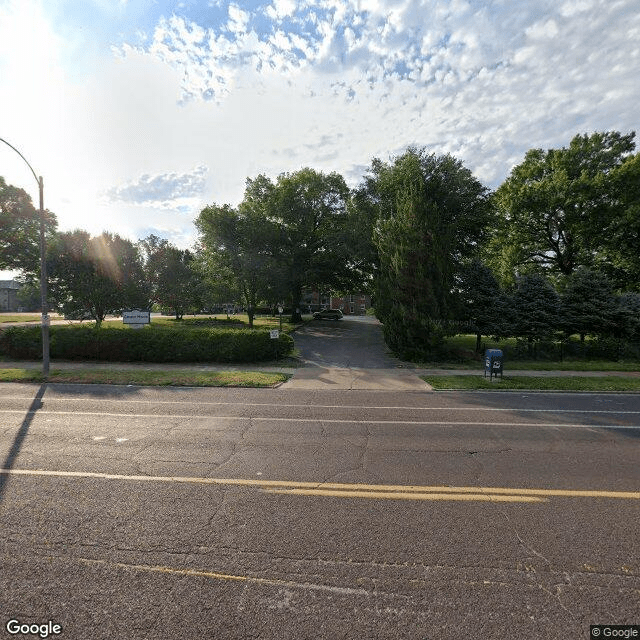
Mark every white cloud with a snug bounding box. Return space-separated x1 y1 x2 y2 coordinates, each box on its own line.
1 0 638 258
105 165 209 208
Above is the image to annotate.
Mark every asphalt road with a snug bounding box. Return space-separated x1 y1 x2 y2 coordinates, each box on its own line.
1 383 639 639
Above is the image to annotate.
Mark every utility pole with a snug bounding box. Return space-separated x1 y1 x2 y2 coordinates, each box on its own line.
0 137 50 376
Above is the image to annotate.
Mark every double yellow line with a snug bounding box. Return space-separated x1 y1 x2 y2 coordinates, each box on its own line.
2 468 639 503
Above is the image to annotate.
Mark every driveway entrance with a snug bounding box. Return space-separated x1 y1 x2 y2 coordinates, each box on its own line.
284 316 431 390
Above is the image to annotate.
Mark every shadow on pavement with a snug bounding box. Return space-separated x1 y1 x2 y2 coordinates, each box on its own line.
0 383 46 506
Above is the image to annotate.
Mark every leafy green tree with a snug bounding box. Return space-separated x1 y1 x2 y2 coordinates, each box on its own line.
0 176 57 274
267 168 356 322
603 152 640 287
560 267 616 341
197 168 359 324
48 230 148 327
490 131 638 285
139 235 200 320
15 280 41 311
196 197 280 327
366 148 492 358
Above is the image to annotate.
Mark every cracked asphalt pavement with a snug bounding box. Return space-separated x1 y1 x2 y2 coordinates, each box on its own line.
1 382 639 639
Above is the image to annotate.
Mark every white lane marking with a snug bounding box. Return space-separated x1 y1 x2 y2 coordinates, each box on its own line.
1 396 639 413
78 557 372 596
0 409 639 429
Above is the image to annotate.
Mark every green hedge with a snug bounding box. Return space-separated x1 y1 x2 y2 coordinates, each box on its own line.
0 326 294 363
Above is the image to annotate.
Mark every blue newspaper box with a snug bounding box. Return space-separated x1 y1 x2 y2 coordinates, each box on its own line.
484 348 503 380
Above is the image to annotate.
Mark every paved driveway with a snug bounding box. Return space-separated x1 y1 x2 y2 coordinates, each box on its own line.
292 315 400 368
285 315 431 390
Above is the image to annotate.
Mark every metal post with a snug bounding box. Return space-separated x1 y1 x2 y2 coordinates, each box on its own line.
0 137 50 377
39 176 49 376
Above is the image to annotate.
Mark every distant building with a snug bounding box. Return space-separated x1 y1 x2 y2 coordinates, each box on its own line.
0 280 20 312
302 290 372 315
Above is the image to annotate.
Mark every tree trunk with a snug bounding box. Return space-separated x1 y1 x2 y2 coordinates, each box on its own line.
475 333 482 353
290 285 302 323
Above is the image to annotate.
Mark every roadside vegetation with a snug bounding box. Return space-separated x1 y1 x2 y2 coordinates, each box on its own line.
0 323 294 363
0 367 289 387
422 374 640 392
2 130 639 368
411 334 640 371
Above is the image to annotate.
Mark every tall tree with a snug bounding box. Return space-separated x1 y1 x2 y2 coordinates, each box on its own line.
366 148 492 358
454 260 502 352
490 131 638 285
139 235 200 320
560 267 616 341
267 168 355 322
196 168 358 324
48 231 148 327
508 273 560 347
196 197 280 327
0 176 57 274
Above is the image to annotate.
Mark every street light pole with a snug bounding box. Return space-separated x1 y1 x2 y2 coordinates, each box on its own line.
0 137 50 376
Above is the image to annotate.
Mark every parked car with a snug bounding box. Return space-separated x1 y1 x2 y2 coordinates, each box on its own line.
313 308 343 320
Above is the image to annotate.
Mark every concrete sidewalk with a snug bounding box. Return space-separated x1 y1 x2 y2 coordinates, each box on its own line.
1 360 638 391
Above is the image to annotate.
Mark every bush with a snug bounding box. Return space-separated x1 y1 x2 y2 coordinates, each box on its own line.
0 326 294 363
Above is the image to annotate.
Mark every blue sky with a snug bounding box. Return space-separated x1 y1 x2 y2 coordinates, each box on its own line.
1 0 639 278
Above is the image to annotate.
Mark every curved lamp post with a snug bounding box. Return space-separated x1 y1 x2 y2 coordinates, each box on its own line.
0 137 49 376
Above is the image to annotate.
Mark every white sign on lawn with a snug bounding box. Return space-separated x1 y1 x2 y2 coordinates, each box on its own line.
123 310 150 329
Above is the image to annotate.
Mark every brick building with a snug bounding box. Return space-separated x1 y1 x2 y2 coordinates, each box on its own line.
302 290 372 315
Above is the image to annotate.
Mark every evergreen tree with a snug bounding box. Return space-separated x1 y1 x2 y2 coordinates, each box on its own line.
455 260 501 352
509 274 560 348
368 148 491 359
560 267 616 341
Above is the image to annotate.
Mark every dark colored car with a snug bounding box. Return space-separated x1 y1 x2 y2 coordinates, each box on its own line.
313 308 343 320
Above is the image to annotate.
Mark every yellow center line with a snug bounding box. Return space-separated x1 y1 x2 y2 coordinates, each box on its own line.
264 488 547 502
1 468 638 501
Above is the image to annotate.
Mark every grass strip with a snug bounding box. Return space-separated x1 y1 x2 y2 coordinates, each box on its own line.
0 368 289 388
414 360 640 372
422 375 640 392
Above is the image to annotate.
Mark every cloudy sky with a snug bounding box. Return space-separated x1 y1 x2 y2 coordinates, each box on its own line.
1 0 638 277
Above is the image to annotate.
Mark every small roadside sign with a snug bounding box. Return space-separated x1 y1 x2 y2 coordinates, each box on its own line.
123 310 150 329
270 329 279 339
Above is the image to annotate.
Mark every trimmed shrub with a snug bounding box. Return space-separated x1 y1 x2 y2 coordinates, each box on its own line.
0 326 294 363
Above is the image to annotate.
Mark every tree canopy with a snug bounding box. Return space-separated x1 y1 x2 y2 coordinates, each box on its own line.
139 235 200 320
365 148 492 358
196 168 363 323
48 231 148 326
0 176 57 274
489 131 639 286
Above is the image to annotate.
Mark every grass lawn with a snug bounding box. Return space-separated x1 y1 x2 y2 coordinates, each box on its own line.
414 334 640 372
0 368 290 387
95 314 308 333
0 314 63 323
423 374 640 392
